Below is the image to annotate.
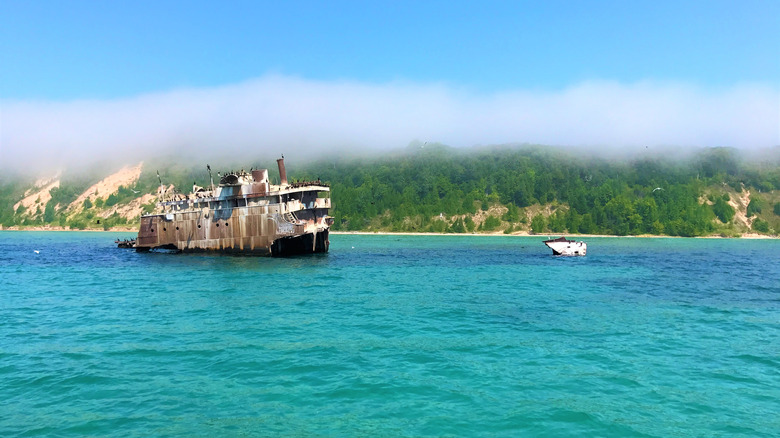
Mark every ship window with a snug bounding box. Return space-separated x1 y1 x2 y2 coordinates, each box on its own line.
150 228 154 232
163 227 166 231
225 223 229 227
176 226 179 230
198 224 201 228
216 223 220 227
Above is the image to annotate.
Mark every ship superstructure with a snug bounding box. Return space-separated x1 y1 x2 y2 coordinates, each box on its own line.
134 157 332 256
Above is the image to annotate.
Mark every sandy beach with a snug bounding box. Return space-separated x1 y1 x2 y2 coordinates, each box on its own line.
331 231 777 239
2 226 775 239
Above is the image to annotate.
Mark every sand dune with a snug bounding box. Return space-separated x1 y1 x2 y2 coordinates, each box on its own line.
13 179 60 213
728 189 752 228
67 163 144 213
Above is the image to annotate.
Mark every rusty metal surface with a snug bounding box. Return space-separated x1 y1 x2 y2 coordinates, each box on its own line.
135 158 331 256
276 158 287 185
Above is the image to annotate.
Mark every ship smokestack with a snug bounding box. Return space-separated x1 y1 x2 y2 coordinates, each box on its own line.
251 169 268 183
276 157 287 185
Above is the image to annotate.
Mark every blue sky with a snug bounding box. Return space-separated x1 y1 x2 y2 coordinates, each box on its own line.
1 1 778 170
2 0 777 99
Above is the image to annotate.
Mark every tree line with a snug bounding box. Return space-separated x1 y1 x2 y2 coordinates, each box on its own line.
1 144 779 235
294 145 779 236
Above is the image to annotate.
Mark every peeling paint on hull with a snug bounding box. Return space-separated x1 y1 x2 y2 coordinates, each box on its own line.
132 159 332 257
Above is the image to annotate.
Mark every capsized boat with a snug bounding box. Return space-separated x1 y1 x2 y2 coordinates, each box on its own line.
543 236 587 256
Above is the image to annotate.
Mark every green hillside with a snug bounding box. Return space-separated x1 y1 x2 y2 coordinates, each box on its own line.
1 145 779 237
300 145 779 236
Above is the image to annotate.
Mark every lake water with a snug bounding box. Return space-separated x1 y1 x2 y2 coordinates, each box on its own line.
1 231 778 437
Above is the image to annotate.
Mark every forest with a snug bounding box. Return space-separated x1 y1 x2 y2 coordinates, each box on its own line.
293 144 780 236
1 144 779 237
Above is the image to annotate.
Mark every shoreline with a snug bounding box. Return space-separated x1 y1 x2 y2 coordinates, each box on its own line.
331 231 777 239
0 226 138 233
1 226 776 239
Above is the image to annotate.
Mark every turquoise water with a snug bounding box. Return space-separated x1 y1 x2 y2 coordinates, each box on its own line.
1 231 778 437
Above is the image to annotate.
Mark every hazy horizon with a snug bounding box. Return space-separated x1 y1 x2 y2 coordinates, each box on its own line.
2 75 778 174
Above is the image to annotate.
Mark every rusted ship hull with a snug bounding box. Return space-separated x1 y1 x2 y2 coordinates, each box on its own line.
135 210 330 256
135 213 330 257
133 157 332 256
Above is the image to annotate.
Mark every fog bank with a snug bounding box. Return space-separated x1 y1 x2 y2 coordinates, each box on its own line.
2 75 778 172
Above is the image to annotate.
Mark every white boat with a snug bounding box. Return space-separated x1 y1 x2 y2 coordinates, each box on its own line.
543 237 587 256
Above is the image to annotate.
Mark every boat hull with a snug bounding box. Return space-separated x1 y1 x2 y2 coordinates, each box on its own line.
135 206 330 257
543 237 587 256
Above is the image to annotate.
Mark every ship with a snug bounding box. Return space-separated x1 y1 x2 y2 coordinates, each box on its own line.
129 157 332 256
543 236 587 256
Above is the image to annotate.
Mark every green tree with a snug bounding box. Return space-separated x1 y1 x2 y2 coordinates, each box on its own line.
68 217 87 230
579 213 596 234
712 198 735 223
565 209 582 234
429 219 447 233
548 210 566 233
530 214 546 234
482 215 501 231
746 199 763 217
464 216 476 232
448 218 466 233
43 201 56 223
502 203 520 223
635 198 659 233
752 218 769 233
605 196 634 235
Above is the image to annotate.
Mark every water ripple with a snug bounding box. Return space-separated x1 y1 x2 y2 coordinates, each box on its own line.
0 232 778 436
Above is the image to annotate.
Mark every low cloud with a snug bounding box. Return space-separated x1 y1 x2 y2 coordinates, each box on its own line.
1 75 778 171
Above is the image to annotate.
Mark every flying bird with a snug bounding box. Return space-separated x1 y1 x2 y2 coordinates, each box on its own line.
652 187 664 192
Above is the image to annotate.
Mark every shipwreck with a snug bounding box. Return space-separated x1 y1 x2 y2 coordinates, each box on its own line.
124 157 332 256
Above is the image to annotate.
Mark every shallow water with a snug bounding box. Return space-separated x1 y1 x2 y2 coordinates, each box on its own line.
1 232 778 436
